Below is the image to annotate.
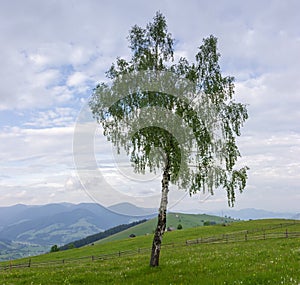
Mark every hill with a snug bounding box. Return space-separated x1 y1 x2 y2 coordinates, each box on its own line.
208 208 297 220
0 203 154 261
57 212 233 250
0 202 297 261
108 202 156 216
0 203 152 242
0 219 299 284
59 219 147 250
95 212 234 244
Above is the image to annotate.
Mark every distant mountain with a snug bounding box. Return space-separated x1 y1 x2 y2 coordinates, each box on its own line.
0 238 12 250
59 219 147 250
0 203 153 260
108 202 157 216
209 208 297 220
0 204 30 227
0 203 73 228
292 213 300 220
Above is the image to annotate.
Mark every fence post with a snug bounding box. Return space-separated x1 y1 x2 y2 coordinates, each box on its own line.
263 230 266 240
28 259 31 268
92 256 94 261
62 259 65 264
245 233 247 241
285 229 288 238
119 251 121 257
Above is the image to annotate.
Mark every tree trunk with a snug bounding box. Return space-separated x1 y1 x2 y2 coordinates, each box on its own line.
149 160 170 267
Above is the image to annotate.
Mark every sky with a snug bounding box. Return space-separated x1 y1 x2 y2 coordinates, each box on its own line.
0 0 299 214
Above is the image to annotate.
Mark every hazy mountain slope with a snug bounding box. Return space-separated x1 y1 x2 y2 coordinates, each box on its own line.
211 208 296 220
0 203 152 247
108 202 157 216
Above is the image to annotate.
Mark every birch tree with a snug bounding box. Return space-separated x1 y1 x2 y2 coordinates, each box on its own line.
89 12 248 267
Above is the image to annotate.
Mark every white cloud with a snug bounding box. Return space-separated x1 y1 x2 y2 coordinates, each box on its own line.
24 108 77 128
0 0 300 212
67 72 87 87
0 183 92 207
66 72 91 94
0 126 74 181
235 70 300 135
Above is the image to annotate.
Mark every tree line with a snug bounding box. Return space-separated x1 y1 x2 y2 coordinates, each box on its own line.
55 219 147 251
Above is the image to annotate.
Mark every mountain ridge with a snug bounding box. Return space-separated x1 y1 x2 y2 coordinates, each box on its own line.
206 208 298 220
0 202 298 261
0 202 154 261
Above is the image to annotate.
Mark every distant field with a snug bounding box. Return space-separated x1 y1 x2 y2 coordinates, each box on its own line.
0 219 299 284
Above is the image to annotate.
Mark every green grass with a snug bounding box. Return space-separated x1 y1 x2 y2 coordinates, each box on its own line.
96 212 233 244
1 219 299 284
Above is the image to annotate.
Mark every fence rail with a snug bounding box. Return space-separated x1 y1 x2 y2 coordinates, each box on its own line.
186 221 300 245
1 222 299 271
185 231 300 245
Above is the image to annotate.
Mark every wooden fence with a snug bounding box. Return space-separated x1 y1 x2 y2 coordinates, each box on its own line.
185 230 300 245
1 221 299 271
186 221 300 245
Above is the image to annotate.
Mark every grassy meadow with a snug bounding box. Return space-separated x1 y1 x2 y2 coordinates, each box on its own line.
95 212 235 244
0 219 299 284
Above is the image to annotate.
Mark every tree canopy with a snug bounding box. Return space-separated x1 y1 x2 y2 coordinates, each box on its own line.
89 11 248 266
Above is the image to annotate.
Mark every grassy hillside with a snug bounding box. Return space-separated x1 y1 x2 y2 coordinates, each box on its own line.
0 219 299 284
95 212 234 244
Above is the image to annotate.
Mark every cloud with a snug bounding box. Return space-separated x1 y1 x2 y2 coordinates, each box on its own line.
67 72 87 87
0 183 92 207
0 0 299 212
236 69 300 135
0 125 74 186
24 108 77 128
0 0 141 111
